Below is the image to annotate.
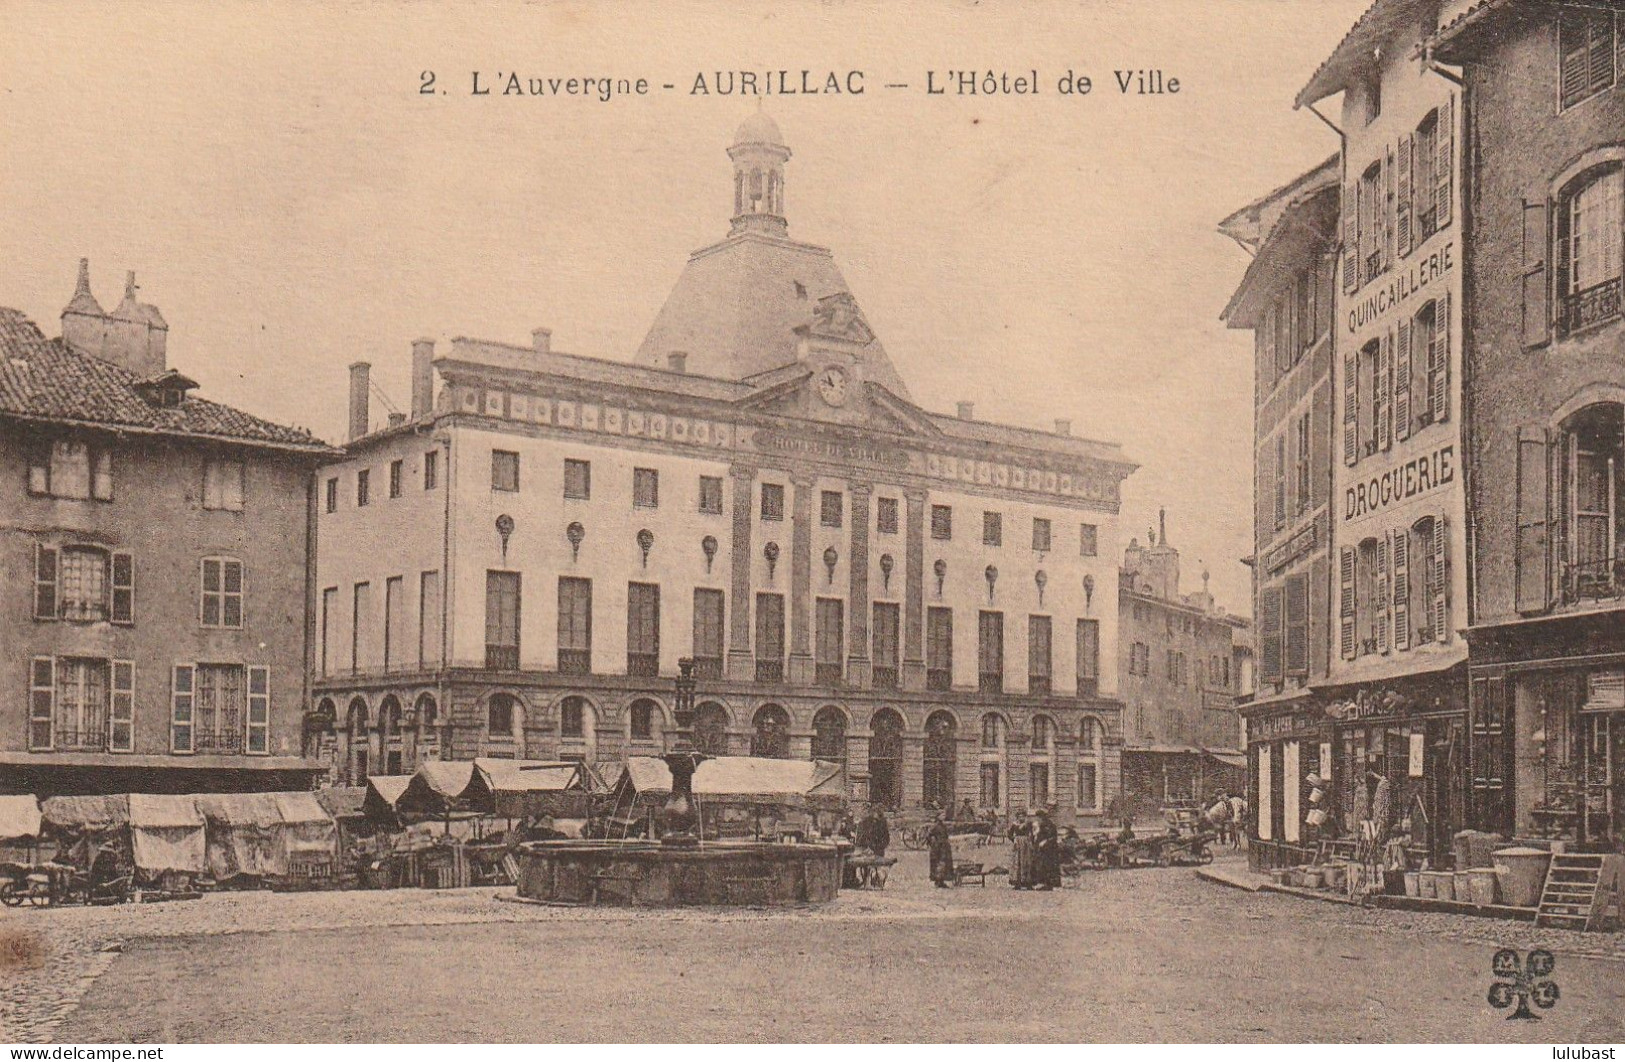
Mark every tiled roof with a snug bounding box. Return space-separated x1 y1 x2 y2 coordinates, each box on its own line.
1296 0 1431 108
0 306 335 453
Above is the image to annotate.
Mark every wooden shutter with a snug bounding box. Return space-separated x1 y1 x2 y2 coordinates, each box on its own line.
1392 525 1411 651
111 551 134 625
1342 182 1359 294
247 666 270 755
110 660 134 753
1376 534 1391 654
1590 11 1616 94
1430 291 1452 424
1435 93 1454 229
1343 352 1359 467
29 657 54 751
1284 574 1309 676
1515 426 1553 614
171 664 195 754
1384 145 1397 269
1471 674 1510 831
1262 306 1277 387
1522 200 1550 347
1339 546 1357 660
1432 514 1450 644
34 543 58 620
1395 317 1414 442
1396 134 1414 258
1378 330 1394 452
1274 433 1288 528
1259 585 1284 683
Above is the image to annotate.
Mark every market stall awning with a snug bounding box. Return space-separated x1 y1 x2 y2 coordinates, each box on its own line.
619 756 848 810
194 793 284 829
0 795 42 841
468 759 591 818
1202 748 1248 770
314 786 368 821
127 794 204 828
41 794 130 832
127 794 206 875
396 761 478 817
361 775 412 822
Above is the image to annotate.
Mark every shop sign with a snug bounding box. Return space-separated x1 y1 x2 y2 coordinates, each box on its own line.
1253 709 1323 741
1345 241 1455 335
1263 520 1318 574
1582 669 1625 712
1408 732 1425 778
1343 445 1454 521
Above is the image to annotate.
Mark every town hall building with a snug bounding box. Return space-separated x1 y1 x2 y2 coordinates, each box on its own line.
311 115 1136 821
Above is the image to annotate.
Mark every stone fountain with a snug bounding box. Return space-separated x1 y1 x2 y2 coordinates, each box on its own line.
513 658 843 906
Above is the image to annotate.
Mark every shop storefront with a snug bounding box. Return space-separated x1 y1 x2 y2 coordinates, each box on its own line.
1243 697 1331 871
1322 666 1467 869
1468 613 1625 853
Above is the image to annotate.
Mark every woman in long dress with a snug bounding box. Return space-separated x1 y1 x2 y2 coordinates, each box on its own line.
925 816 955 888
1010 813 1038 889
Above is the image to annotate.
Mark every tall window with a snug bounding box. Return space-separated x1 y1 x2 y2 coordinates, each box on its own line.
1027 615 1052 694
821 490 844 528
487 692 516 737
1080 523 1098 556
755 592 785 682
357 469 370 507
633 468 659 508
1032 518 1052 552
325 477 338 513
203 459 245 511
815 598 844 685
1077 717 1103 813
387 459 403 499
931 504 953 540
564 458 590 500
492 450 520 492
979 713 1006 809
760 483 785 521
698 475 723 514
629 699 658 742
695 702 730 756
352 582 371 672
557 577 591 673
423 450 439 490
1414 110 1440 241
983 511 1002 547
419 570 441 668
923 711 957 809
869 709 904 810
1285 572 1309 676
1548 402 1625 606
27 440 112 501
559 696 590 741
1356 538 1382 657
752 704 790 758
1558 167 1623 334
193 663 245 753
812 706 846 765
201 557 244 629
485 571 521 670
52 657 109 751
1030 715 1055 807
692 589 725 678
1560 6 1618 110
627 582 660 676
1295 410 1311 513
978 610 1004 693
1360 160 1384 286
1076 618 1100 696
872 602 900 689
927 607 953 690
877 497 899 535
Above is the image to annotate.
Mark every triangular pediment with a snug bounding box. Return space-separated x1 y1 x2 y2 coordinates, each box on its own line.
735 370 943 439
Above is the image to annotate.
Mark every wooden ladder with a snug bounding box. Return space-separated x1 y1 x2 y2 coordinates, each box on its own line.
1534 854 1625 931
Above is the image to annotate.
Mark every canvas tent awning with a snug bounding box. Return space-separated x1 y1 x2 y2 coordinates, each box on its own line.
0 795 42 841
195 792 336 878
617 756 848 811
396 761 477 818
127 794 206 875
1202 748 1248 770
41 794 129 833
467 759 591 818
361 775 412 822
315 786 368 822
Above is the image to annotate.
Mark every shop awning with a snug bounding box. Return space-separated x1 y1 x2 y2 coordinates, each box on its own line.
127 794 204 828
1202 748 1248 770
194 793 284 829
41 794 130 832
466 759 591 818
1311 643 1467 690
0 795 42 841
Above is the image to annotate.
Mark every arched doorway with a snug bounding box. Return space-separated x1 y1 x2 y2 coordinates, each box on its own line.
1030 714 1056 808
979 713 1007 811
694 702 730 756
752 704 791 758
379 695 403 775
868 709 904 810
345 696 369 784
923 710 958 810
1077 716 1103 815
413 692 440 765
811 706 847 766
628 698 663 745
558 695 597 761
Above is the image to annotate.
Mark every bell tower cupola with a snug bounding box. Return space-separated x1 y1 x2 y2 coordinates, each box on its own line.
728 111 791 238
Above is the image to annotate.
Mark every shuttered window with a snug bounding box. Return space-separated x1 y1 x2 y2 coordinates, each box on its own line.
1428 292 1452 425
1339 546 1357 660
692 589 725 669
1523 200 1551 348
1284 574 1309 677
1515 426 1553 613
977 610 1003 692
627 582 660 676
246 666 270 755
1559 6 1617 110
1259 585 1283 683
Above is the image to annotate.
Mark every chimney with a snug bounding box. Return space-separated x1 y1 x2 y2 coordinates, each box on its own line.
60 258 106 357
957 401 975 421
1054 418 1071 436
532 327 552 354
410 338 435 419
1159 507 1168 546
667 351 688 374
348 361 371 441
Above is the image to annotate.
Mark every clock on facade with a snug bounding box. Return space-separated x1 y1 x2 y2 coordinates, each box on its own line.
817 366 848 407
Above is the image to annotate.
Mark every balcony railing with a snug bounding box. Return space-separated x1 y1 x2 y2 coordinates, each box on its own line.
756 659 784 683
979 671 1004 694
556 648 589 675
927 668 952 692
627 652 659 677
194 728 243 754
815 663 843 686
1028 675 1051 696
872 666 898 691
1076 677 1099 699
52 728 108 752
1561 557 1625 606
486 645 520 671
1562 277 1622 335
691 656 723 681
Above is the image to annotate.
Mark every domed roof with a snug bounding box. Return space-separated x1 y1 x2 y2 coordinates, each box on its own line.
733 111 785 147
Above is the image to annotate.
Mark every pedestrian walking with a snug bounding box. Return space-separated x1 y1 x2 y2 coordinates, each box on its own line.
856 806 890 858
1227 791 1249 849
1034 808 1062 890
925 814 955 888
1009 810 1039 889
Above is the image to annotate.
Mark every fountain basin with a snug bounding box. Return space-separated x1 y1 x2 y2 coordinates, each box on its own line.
514 839 842 907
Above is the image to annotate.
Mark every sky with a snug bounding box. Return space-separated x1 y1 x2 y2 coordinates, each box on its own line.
0 0 1373 619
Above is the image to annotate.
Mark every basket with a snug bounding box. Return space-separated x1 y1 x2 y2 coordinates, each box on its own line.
1404 871 1420 897
1431 871 1456 901
1466 867 1498 906
1417 871 1436 898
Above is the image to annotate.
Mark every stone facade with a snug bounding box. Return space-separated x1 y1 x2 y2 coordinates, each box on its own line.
312 117 1135 822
